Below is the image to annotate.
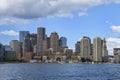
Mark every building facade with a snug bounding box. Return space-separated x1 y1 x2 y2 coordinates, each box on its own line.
114 48 120 63
59 37 67 47
102 38 108 62
23 36 31 59
80 36 91 59
37 27 45 56
50 32 59 54
93 37 102 62
75 41 80 55
0 43 4 61
10 40 21 59
19 31 29 43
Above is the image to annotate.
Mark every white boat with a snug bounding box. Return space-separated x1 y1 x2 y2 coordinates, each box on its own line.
29 60 37 63
69 61 73 63
92 62 94 64
57 61 64 64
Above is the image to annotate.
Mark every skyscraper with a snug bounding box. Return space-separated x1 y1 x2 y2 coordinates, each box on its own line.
102 38 108 62
50 32 59 53
28 34 37 52
59 37 67 47
75 41 80 55
93 37 102 62
23 36 31 58
19 31 29 57
19 31 29 43
80 36 91 59
10 40 21 59
37 27 45 56
0 43 4 61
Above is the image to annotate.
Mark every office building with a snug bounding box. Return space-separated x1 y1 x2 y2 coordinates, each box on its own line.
102 38 108 62
50 32 59 53
19 31 29 42
0 43 4 61
37 27 45 56
75 41 80 55
93 37 102 62
114 48 120 63
59 37 67 47
23 36 31 58
10 40 21 59
80 36 91 59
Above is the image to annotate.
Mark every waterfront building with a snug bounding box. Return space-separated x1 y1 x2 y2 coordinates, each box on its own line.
5 51 16 60
93 37 102 62
102 38 108 62
75 41 80 55
24 52 33 62
59 37 67 47
37 27 45 56
43 39 48 55
114 48 120 63
23 36 31 59
33 45 37 56
59 46 68 54
4 45 16 60
19 31 29 58
80 36 91 59
19 31 29 43
10 40 21 59
50 32 59 53
0 43 4 61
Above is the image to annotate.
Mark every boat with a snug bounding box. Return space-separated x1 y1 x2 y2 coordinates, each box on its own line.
92 62 94 64
29 60 37 63
69 61 73 64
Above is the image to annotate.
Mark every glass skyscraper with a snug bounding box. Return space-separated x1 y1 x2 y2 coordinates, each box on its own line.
19 31 29 42
59 37 67 47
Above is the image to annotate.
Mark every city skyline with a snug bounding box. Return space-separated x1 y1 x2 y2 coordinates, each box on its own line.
0 0 120 55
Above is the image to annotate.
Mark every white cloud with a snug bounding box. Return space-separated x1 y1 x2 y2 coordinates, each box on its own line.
110 25 120 33
114 0 120 4
0 0 119 25
0 0 119 19
0 17 30 26
79 12 88 16
106 37 120 55
0 30 19 36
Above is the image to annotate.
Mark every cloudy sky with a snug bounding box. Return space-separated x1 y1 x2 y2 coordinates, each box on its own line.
0 0 120 55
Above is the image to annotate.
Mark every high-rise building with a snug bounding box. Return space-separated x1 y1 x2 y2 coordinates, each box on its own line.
102 38 108 62
19 31 29 43
93 37 102 62
0 43 4 61
43 39 48 55
90 44 93 55
114 48 120 63
80 36 91 59
50 32 59 53
30 37 37 51
19 31 29 57
23 36 31 58
59 37 67 47
10 40 21 59
27 34 37 52
75 41 80 55
37 27 45 56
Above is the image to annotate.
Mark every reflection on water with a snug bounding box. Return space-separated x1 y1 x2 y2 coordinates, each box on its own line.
0 63 120 80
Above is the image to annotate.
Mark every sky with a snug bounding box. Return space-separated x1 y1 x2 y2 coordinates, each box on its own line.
0 0 120 55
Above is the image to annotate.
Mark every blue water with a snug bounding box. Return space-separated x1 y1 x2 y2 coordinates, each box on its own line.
0 63 120 80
